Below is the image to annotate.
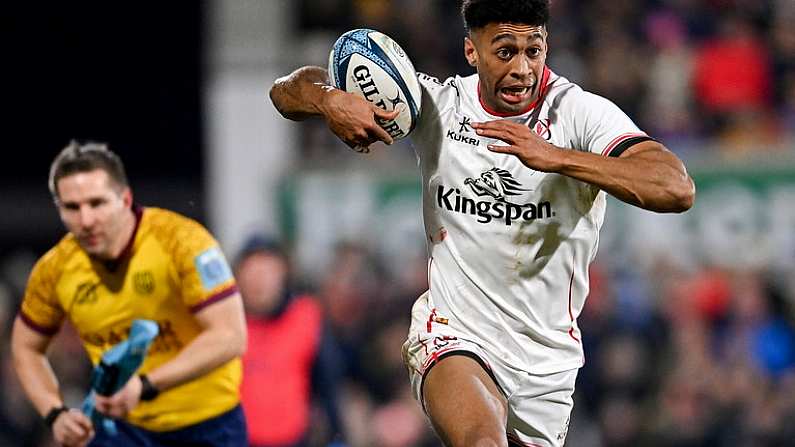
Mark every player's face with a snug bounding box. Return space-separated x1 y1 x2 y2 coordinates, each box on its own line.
56 169 133 259
465 23 548 114
236 252 288 316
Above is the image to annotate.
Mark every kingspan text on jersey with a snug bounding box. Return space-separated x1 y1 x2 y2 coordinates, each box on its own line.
436 185 554 225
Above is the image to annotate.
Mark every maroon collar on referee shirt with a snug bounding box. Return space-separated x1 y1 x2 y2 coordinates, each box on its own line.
99 204 143 272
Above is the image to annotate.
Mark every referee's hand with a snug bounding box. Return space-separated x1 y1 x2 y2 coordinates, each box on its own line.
94 374 143 418
52 409 94 447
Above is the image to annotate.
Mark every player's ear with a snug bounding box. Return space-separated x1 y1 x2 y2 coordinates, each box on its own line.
464 36 478 67
121 187 133 208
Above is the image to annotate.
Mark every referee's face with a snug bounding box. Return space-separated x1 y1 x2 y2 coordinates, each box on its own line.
465 23 548 114
56 169 133 259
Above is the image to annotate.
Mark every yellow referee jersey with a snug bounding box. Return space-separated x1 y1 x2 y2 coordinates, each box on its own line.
19 207 241 431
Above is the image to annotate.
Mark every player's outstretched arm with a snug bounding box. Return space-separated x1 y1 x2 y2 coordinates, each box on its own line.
472 120 695 213
269 65 399 150
558 141 695 212
269 66 335 121
144 293 247 389
11 318 94 446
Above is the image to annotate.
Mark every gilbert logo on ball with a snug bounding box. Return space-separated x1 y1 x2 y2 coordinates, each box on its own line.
328 28 422 141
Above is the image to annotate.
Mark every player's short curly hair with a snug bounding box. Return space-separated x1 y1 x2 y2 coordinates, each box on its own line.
461 0 550 32
48 140 129 200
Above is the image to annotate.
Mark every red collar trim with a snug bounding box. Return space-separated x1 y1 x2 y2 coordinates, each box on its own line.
478 66 551 117
117 204 143 260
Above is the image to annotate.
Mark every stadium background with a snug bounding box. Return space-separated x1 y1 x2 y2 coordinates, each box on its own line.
2 0 795 445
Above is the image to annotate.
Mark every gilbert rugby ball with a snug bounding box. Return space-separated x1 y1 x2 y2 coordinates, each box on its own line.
328 29 422 141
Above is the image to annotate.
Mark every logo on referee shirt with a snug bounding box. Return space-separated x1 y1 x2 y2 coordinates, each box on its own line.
194 247 233 292
133 271 155 295
437 167 554 225
74 282 99 306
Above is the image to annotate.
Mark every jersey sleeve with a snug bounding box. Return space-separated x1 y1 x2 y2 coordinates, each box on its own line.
568 91 653 157
171 220 237 313
415 72 458 129
19 255 64 336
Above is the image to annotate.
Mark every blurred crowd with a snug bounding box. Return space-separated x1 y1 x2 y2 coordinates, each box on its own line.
297 0 795 161
2 231 795 446
2 0 795 446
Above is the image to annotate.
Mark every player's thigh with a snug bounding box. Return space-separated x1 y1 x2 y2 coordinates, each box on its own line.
423 353 509 447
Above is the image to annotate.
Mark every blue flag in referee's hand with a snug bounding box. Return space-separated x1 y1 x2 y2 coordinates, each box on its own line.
80 319 159 436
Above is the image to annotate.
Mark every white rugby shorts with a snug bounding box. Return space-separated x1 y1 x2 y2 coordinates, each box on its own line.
402 291 578 446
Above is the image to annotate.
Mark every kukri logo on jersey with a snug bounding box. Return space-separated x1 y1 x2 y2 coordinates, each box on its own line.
446 115 480 146
437 168 554 225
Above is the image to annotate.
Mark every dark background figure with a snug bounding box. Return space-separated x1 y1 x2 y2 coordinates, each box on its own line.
235 235 346 447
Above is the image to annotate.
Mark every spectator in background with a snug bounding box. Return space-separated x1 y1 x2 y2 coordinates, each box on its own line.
235 234 346 447
770 4 795 91
770 4 795 147
312 240 437 447
642 9 698 145
693 13 772 115
580 0 649 119
692 12 783 154
0 280 43 446
778 70 795 145
717 272 795 380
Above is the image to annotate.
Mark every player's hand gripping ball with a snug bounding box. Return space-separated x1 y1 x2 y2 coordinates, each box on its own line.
328 29 422 141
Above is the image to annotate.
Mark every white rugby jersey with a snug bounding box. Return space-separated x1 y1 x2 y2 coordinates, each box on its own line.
410 67 651 374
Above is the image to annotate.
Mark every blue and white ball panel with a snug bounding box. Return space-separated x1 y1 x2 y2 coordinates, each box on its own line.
368 31 421 119
328 29 422 140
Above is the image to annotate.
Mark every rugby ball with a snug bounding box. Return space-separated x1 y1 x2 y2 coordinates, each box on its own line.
328 29 422 141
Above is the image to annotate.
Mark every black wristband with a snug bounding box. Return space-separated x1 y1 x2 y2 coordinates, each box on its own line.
139 374 160 401
43 405 68 428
